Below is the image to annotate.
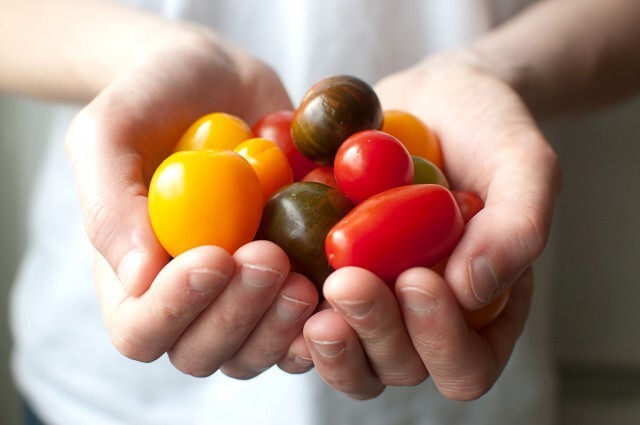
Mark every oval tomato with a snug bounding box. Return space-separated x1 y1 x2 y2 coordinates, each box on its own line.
233 138 293 202
251 110 317 181
148 150 263 257
381 110 443 170
326 184 464 284
452 190 484 223
302 166 338 189
174 112 254 152
334 130 414 204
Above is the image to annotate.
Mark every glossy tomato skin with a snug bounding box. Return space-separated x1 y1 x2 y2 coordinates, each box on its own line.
174 112 254 152
326 184 464 284
302 166 338 189
258 182 353 290
334 130 414 204
233 137 294 202
292 75 383 165
251 110 317 181
381 110 443 170
148 150 263 257
452 190 484 223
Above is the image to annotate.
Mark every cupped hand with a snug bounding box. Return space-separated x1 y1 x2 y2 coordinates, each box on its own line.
66 29 318 376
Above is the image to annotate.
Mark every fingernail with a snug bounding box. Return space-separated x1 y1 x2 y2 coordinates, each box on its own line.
332 300 374 319
469 256 498 303
311 339 346 359
398 287 438 315
240 263 284 290
188 268 230 295
294 354 314 369
275 294 311 323
118 250 144 289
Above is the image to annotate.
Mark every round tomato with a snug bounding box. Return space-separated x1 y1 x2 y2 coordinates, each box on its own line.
148 150 263 257
326 184 464 284
302 166 338 189
234 138 294 202
174 112 253 152
251 110 317 181
452 190 484 223
412 155 449 188
381 110 443 170
334 130 414 204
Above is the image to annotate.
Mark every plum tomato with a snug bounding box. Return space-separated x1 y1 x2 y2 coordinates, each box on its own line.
174 112 253 152
291 75 383 165
251 110 317 181
258 182 353 290
463 288 512 330
381 110 443 170
334 130 414 204
233 138 294 202
326 184 464 284
412 155 449 188
452 190 484 223
148 150 263 257
302 166 338 189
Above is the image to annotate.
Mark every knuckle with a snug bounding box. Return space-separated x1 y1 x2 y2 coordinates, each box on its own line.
168 349 219 378
110 325 162 363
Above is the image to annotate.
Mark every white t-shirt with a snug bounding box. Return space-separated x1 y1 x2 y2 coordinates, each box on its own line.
10 1 557 424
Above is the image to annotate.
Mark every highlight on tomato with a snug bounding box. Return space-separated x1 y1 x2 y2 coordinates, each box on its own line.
174 112 254 152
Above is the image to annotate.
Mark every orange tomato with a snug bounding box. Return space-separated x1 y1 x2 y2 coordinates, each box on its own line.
174 112 254 152
148 150 263 257
233 138 294 202
381 110 443 170
463 288 512 330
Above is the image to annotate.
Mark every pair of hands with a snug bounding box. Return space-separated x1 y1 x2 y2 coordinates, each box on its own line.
65 32 560 401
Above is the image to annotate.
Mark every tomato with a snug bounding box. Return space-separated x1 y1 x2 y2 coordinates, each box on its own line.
326 184 464 284
334 130 414 204
233 138 294 202
381 110 443 170
258 182 353 290
463 288 512 330
302 166 338 189
174 112 254 152
412 155 449 188
292 75 383 165
452 190 484 223
148 150 263 257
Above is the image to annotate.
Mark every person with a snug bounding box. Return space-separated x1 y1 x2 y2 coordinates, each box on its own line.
2 0 640 424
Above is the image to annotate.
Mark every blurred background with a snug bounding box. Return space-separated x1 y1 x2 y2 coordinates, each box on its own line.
1 91 640 424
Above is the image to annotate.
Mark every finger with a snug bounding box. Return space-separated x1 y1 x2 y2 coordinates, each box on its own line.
220 272 319 379
278 332 315 374
323 267 428 386
395 267 531 401
167 240 289 377
96 245 234 362
304 309 385 400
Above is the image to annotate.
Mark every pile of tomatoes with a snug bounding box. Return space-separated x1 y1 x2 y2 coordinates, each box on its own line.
148 75 505 330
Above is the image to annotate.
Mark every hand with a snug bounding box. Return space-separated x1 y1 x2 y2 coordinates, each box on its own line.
66 29 318 377
285 49 560 400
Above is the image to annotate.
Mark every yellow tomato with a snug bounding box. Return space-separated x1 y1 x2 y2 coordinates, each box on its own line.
234 138 294 202
174 112 254 152
148 150 263 257
381 110 443 170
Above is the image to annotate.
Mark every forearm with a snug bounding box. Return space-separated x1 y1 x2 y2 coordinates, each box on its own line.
470 0 640 118
0 0 209 102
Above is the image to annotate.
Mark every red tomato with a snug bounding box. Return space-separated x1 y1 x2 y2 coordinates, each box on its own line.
326 184 464 284
302 166 338 189
252 110 317 181
334 130 414 204
452 190 484 223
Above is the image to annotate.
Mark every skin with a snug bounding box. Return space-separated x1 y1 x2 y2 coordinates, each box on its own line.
2 0 640 402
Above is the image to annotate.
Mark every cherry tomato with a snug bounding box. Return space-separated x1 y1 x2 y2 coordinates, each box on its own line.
234 138 294 202
412 155 449 187
334 130 414 204
148 150 263 257
251 110 317 181
302 166 338 189
463 288 512 330
174 112 254 152
381 110 443 170
452 190 484 223
326 184 464 284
